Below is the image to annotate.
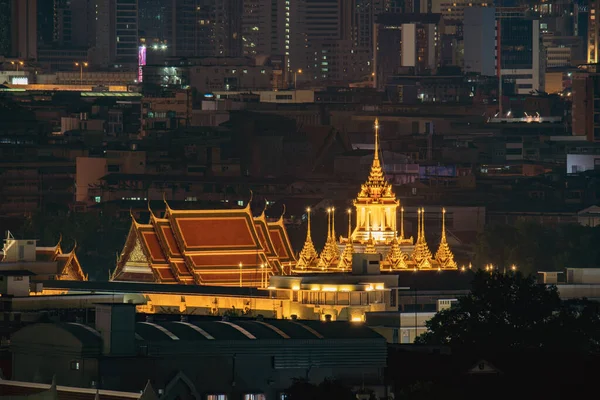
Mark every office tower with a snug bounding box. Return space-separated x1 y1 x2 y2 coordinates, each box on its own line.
11 0 37 60
463 7 496 76
497 9 544 95
37 0 54 47
53 0 72 46
589 0 599 63
213 0 242 57
94 0 138 67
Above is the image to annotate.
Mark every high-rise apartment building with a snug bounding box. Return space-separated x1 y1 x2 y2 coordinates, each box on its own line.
1 0 38 60
137 0 242 59
588 0 599 63
242 0 282 57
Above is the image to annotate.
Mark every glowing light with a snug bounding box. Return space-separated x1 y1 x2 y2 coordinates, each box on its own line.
351 316 364 323
375 284 384 290
322 286 338 292
365 285 374 292
292 285 300 291
311 286 320 291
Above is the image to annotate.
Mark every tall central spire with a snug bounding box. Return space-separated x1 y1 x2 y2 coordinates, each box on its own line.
296 208 318 269
435 208 457 268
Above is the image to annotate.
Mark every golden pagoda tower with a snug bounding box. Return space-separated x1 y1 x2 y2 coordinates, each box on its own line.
339 209 355 270
296 208 318 269
318 208 339 269
363 212 377 254
435 208 457 269
412 208 433 268
386 232 408 269
351 118 400 244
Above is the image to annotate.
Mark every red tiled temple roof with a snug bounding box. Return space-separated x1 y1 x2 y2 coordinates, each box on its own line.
112 200 296 286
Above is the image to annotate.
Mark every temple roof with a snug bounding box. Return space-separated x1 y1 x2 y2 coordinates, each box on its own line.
113 198 296 286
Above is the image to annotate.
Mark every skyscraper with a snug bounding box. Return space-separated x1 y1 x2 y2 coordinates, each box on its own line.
94 0 138 67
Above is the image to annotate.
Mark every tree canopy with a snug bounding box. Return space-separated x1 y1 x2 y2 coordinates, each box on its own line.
473 221 600 275
285 378 357 400
415 270 600 354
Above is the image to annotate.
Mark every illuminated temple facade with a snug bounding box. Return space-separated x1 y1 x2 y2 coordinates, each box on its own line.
295 118 458 272
112 199 296 286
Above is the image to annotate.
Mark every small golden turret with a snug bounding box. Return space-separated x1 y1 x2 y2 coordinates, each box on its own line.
412 208 432 268
435 208 457 269
339 209 354 270
318 208 339 270
387 232 408 269
296 208 318 269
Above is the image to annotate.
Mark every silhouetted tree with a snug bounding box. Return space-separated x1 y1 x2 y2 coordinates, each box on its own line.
415 270 600 354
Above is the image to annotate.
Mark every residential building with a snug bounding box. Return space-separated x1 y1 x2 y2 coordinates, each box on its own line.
571 64 600 141
93 0 139 67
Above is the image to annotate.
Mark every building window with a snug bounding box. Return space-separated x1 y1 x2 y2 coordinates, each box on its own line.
244 395 265 400
237 200 244 207
13 276 23 281
70 360 81 370
94 196 101 203
207 395 227 400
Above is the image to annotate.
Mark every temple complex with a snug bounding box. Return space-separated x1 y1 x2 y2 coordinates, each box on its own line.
294 118 458 272
112 197 296 286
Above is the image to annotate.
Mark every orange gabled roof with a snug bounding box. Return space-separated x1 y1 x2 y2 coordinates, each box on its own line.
254 213 277 257
139 226 168 264
153 264 177 282
56 247 86 281
268 217 296 263
151 214 183 258
186 252 269 269
112 217 156 283
166 203 263 252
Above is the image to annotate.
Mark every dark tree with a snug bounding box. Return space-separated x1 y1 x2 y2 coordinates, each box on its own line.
285 378 355 400
415 270 600 354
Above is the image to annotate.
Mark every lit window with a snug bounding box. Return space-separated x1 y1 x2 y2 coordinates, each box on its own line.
237 200 244 207
244 395 265 400
70 360 80 370
207 396 227 400
94 196 101 203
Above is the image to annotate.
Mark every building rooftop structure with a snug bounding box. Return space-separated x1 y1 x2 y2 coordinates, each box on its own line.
0 232 86 282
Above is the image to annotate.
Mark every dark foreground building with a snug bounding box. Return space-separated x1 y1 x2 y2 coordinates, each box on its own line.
9 304 387 399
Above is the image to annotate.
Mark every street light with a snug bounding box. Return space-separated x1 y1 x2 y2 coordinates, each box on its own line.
239 262 243 287
260 263 266 288
11 61 24 71
75 62 89 84
294 69 302 89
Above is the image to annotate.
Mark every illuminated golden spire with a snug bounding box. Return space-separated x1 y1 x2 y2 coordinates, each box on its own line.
297 208 318 269
318 208 339 270
339 209 354 270
412 208 432 267
364 212 377 254
386 232 408 269
356 118 396 201
435 208 457 269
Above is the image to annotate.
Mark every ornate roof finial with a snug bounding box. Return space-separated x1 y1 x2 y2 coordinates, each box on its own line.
435 207 457 269
246 189 254 210
279 204 286 222
387 232 408 269
56 233 63 249
374 118 380 161
162 192 172 215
